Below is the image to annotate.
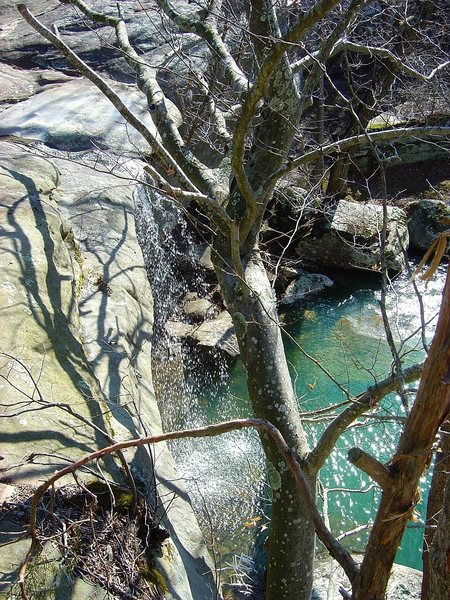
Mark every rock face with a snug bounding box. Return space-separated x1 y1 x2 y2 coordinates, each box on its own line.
295 199 409 272
406 199 450 251
0 77 181 153
0 145 216 598
0 2 219 596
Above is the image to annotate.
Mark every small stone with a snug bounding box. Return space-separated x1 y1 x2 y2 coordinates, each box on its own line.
184 297 215 322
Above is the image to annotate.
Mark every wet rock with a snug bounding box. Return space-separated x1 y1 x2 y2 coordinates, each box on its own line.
184 294 215 322
165 319 196 340
295 199 408 272
406 199 450 251
280 272 334 306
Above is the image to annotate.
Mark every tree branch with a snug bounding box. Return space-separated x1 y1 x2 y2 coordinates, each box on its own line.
338 41 450 82
143 164 232 235
17 4 200 194
52 0 220 199
347 447 393 491
291 39 449 82
18 418 359 599
231 0 344 242
263 126 450 190
307 362 424 473
155 0 249 93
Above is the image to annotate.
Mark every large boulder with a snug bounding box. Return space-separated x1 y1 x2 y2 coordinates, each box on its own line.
295 199 409 272
312 555 421 599
0 141 216 600
0 62 74 110
406 199 450 251
0 1 207 85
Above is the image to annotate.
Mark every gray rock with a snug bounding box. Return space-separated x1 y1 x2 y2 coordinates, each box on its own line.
295 199 408 272
312 555 421 599
190 311 239 359
197 244 215 273
406 199 450 251
0 142 217 600
0 63 74 111
165 319 196 340
0 77 181 154
280 272 334 306
184 296 215 322
0 1 207 85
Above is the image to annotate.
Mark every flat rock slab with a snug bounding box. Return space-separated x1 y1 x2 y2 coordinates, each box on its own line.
0 63 73 109
0 78 180 154
280 273 334 306
190 311 239 358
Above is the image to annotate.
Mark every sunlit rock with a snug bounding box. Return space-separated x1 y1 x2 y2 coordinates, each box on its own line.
295 199 409 272
0 78 181 154
280 272 334 306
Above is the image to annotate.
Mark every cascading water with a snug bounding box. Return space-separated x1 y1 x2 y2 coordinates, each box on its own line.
135 183 265 572
135 184 201 337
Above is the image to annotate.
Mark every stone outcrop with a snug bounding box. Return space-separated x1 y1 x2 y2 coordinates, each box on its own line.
312 555 421 600
406 199 450 252
0 142 216 599
295 198 409 272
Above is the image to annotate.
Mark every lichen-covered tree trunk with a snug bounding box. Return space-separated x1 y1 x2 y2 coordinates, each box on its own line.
352 263 450 600
214 249 315 600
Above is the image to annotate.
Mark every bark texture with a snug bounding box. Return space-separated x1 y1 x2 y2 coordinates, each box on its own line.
214 251 316 600
428 473 450 599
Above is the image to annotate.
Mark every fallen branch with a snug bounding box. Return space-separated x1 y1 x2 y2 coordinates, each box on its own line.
18 417 359 599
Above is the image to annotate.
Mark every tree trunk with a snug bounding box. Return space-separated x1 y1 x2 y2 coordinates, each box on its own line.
428 473 450 598
352 263 450 600
422 416 450 598
213 248 315 600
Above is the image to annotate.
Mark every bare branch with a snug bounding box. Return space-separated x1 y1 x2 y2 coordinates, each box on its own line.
155 0 249 93
68 0 220 198
308 362 424 473
339 41 450 82
143 164 232 234
292 40 449 82
17 4 200 194
263 126 450 190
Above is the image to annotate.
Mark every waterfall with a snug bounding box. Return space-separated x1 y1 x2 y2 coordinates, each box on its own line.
135 184 200 338
135 183 265 574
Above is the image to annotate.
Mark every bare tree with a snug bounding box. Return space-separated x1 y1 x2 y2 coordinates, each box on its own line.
16 1 450 599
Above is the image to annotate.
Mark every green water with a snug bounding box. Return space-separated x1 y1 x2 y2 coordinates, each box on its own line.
280 273 428 570
171 266 445 572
